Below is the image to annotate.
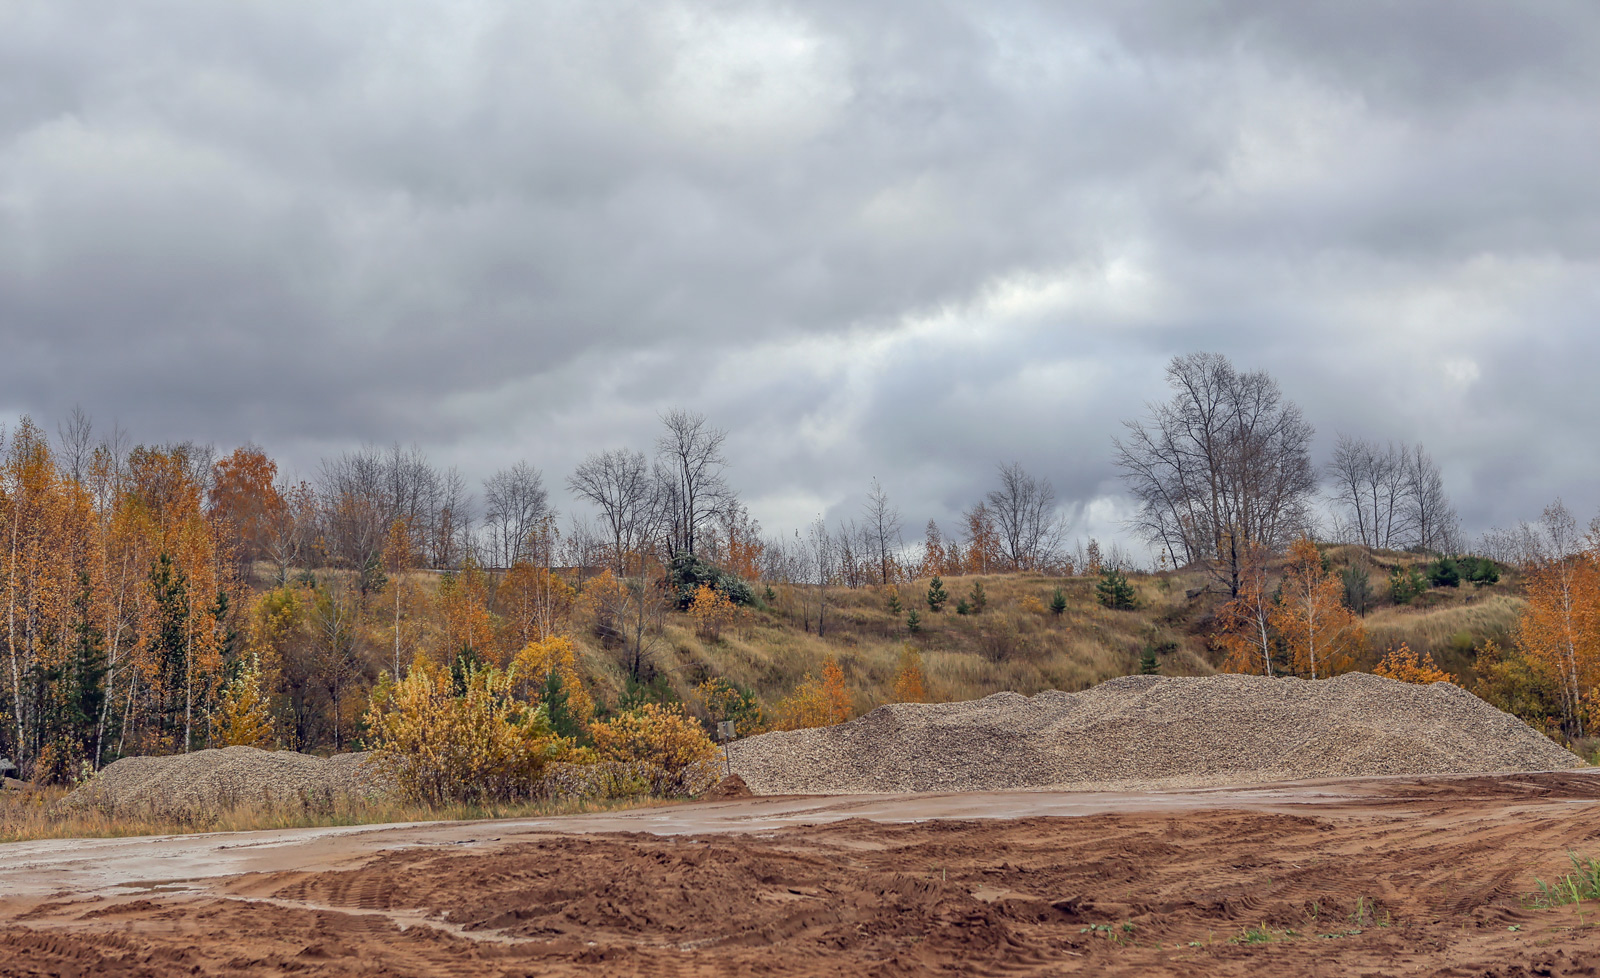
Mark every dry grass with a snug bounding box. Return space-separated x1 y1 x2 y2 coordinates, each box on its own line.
576 572 1217 711
0 781 667 844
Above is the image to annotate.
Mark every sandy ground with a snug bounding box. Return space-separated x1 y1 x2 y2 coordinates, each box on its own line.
4 771 1600 977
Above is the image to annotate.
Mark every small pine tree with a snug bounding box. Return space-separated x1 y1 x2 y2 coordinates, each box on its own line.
968 580 987 614
1389 566 1426 605
955 598 971 615
1341 565 1373 616
906 608 921 633
886 588 902 615
1049 587 1067 616
926 575 948 612
1139 645 1159 675
1096 567 1137 610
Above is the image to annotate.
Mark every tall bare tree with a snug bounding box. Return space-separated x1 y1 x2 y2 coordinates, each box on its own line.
56 405 94 485
568 448 656 576
482 462 550 568
1326 435 1409 549
1400 443 1458 553
655 409 732 559
861 478 903 585
1115 352 1317 596
986 462 1064 571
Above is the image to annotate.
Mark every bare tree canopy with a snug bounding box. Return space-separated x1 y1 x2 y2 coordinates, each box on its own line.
482 462 550 568
1327 435 1409 549
655 408 732 559
568 448 656 576
1326 436 1458 554
985 462 1065 571
1114 352 1317 596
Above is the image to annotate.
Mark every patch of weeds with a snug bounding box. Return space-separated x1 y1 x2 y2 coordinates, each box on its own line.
1078 922 1135 946
1350 895 1390 928
1232 923 1298 945
1529 853 1600 909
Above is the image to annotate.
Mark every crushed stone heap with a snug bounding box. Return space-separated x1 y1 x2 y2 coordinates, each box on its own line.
727 673 1585 795
64 746 386 818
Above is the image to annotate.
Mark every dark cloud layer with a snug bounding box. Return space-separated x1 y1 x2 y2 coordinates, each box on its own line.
3 1 1597 549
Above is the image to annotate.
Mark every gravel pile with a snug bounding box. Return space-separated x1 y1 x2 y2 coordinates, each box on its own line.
728 674 1585 795
64 746 390 819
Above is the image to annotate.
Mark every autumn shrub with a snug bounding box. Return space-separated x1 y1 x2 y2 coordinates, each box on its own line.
689 676 764 737
773 656 854 729
588 703 721 796
1372 642 1454 685
1020 594 1048 615
510 634 595 733
365 657 574 805
891 647 928 702
688 583 738 641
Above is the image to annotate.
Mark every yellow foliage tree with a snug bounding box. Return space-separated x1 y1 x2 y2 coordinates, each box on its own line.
215 653 276 747
440 558 495 661
891 647 927 703
364 656 572 804
1270 538 1364 679
588 702 721 796
1373 642 1454 685
510 634 594 729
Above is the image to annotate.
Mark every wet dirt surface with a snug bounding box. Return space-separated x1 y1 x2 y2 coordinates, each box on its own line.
4 771 1600 977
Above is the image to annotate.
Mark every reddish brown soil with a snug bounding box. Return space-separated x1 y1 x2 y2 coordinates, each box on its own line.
5 773 1600 977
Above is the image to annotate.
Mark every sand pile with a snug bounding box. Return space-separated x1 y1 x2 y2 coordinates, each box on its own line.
728 673 1585 795
64 746 390 819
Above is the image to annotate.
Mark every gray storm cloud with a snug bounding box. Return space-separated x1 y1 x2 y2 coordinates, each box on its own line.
2 0 1597 551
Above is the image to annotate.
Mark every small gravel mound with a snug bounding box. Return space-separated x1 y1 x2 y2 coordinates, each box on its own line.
63 746 390 819
728 674 1585 795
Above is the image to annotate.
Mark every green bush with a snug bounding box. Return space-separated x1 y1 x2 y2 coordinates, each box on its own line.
926 575 948 612
1050 587 1067 616
1426 557 1461 588
667 552 755 609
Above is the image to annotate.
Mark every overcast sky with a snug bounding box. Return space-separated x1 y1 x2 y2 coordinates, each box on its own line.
3 1 1597 555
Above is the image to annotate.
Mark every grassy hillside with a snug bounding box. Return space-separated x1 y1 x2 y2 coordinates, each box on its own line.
566 546 1523 715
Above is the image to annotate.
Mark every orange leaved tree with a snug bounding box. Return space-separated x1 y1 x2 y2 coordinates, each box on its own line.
1216 542 1278 676
1518 522 1600 737
1270 538 1364 680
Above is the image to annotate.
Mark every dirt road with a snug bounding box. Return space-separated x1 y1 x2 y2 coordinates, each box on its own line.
4 772 1599 977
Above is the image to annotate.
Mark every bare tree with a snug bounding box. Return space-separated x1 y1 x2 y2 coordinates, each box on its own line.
986 462 1065 570
1326 436 1410 549
1115 352 1318 596
1400 444 1458 553
656 409 732 558
482 462 550 568
804 516 836 636
56 405 94 485
861 478 903 585
568 448 656 576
